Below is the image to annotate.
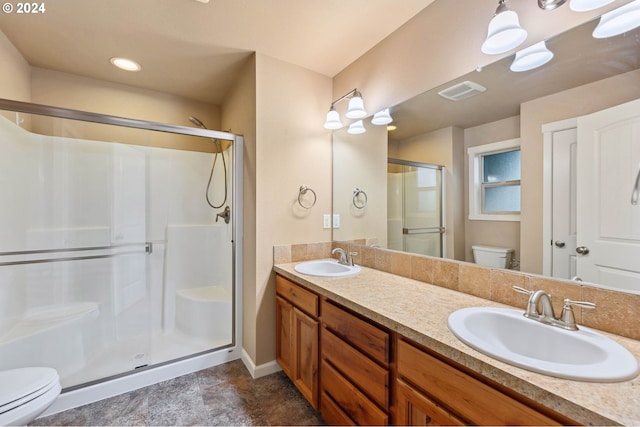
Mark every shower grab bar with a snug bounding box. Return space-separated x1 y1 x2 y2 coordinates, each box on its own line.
632 162 640 205
0 242 152 267
403 227 445 235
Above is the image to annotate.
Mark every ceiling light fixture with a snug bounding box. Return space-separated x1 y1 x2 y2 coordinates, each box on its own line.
592 0 640 38
481 0 528 54
371 108 393 125
347 120 366 135
510 40 554 72
570 0 614 11
323 88 367 130
110 57 141 72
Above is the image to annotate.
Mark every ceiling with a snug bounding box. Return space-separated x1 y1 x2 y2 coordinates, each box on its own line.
0 0 435 105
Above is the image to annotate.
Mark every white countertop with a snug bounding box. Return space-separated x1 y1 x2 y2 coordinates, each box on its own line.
274 262 640 426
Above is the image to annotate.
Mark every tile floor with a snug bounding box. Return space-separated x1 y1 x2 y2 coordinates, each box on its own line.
31 360 326 426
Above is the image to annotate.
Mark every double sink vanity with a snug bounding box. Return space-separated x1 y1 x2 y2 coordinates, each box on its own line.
274 256 640 425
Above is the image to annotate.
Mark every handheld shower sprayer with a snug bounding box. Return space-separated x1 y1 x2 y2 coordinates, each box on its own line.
188 116 229 210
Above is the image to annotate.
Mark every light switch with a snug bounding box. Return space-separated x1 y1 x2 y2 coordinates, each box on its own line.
333 214 340 228
323 214 331 229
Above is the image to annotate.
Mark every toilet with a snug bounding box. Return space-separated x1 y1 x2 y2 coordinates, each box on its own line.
471 245 514 268
0 367 61 426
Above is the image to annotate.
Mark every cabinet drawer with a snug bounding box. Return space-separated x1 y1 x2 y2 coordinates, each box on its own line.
321 360 388 426
397 339 563 426
321 391 356 426
276 275 318 317
321 328 389 410
321 299 390 366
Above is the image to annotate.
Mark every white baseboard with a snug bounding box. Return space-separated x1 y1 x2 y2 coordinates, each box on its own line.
241 348 282 379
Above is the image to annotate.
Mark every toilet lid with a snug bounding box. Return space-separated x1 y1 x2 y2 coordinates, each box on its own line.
0 368 59 413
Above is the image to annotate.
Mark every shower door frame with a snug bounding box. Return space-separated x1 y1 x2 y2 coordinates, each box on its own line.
0 98 244 414
388 158 446 257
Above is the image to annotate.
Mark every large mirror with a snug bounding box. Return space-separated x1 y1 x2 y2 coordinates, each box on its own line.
332 13 640 293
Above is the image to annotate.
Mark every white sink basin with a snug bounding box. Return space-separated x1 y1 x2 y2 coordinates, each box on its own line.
448 307 639 382
294 259 361 277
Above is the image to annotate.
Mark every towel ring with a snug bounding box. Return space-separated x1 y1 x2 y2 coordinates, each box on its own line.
352 188 368 209
298 185 317 209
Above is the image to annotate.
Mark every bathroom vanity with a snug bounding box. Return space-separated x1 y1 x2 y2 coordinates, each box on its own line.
273 263 640 426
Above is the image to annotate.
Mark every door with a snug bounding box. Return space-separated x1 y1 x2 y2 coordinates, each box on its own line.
577 98 640 292
551 128 578 280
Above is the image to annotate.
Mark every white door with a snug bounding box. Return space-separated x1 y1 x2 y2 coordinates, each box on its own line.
551 128 578 280
577 98 640 292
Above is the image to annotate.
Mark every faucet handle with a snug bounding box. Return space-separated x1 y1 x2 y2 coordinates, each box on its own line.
512 286 533 295
560 298 596 330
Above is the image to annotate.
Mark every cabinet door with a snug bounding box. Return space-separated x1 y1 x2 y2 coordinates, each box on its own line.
276 296 293 377
293 307 319 409
396 379 465 426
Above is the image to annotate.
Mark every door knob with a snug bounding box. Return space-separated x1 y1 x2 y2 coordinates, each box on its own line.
554 240 565 248
576 246 590 255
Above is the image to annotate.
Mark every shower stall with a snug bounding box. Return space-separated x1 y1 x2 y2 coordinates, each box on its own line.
387 159 444 257
0 99 243 413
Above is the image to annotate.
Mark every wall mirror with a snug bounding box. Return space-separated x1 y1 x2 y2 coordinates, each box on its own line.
332 13 640 294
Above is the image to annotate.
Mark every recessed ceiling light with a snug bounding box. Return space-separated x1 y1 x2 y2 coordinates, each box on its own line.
110 57 141 72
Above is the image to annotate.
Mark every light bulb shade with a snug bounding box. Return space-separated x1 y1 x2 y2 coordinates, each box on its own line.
481 9 528 54
592 0 640 38
323 107 343 130
345 94 367 119
347 120 366 134
569 0 614 11
371 108 393 125
510 41 554 72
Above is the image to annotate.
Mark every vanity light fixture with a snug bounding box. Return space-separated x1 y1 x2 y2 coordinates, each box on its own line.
481 0 528 54
110 57 141 72
570 0 614 11
371 108 393 125
323 88 367 129
592 0 640 38
510 41 554 72
347 120 366 135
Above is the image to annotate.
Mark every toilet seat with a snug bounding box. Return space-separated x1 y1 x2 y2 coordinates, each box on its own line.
0 367 61 425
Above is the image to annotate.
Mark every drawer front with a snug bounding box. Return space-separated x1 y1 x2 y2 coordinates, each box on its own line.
397 339 562 426
321 360 388 426
276 275 318 317
321 328 389 410
320 391 356 426
321 299 390 366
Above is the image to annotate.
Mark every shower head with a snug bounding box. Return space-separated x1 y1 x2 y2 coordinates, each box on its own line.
189 116 207 129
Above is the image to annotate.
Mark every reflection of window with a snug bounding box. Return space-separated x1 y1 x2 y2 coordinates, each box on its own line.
468 139 521 221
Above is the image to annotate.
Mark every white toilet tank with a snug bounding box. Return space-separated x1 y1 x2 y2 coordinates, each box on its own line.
472 245 514 268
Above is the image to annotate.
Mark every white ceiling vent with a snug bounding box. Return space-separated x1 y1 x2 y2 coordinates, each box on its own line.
438 81 487 101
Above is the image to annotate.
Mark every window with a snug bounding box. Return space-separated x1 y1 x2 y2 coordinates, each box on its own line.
468 138 521 221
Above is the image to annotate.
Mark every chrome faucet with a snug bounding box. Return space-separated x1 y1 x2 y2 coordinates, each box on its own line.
512 286 595 331
331 247 357 266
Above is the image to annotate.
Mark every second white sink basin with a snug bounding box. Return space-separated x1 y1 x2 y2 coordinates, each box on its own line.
448 307 639 382
294 259 361 277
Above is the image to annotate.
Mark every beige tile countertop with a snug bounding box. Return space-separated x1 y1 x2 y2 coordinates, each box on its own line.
274 262 640 426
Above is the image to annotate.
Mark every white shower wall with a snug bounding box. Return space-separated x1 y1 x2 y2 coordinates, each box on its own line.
0 115 234 387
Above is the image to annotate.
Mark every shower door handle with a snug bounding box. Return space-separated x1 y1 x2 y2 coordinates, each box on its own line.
632 162 640 205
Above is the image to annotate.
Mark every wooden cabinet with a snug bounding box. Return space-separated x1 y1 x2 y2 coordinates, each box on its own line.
275 275 319 409
320 299 391 425
396 338 577 426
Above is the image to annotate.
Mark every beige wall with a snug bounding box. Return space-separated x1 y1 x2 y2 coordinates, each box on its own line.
333 122 388 245
463 116 521 265
389 126 464 260
520 69 640 274
0 30 31 124
253 53 332 366
221 55 258 364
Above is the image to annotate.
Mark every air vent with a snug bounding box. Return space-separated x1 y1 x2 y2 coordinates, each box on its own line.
438 81 487 101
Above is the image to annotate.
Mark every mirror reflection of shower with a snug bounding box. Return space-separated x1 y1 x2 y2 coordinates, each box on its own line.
188 116 229 216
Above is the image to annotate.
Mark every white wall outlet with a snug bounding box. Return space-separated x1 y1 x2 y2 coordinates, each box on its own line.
323 214 331 229
333 214 340 228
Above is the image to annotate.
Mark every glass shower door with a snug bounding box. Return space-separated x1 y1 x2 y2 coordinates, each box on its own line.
388 160 444 257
